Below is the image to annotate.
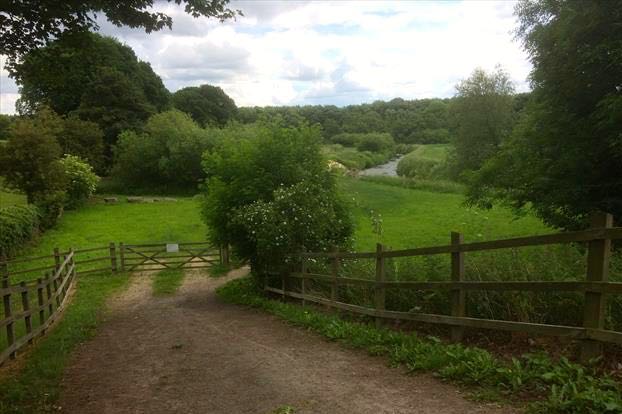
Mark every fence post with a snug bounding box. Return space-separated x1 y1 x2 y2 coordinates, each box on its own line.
20 281 33 345
0 260 8 282
2 278 15 359
375 243 386 328
37 277 45 334
281 268 287 301
45 272 53 316
119 242 126 272
53 265 61 307
581 212 613 363
109 242 117 272
451 232 466 342
330 246 340 311
53 247 61 275
299 248 306 307
224 245 230 265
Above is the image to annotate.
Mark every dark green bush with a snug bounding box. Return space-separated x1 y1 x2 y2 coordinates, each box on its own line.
112 110 215 188
0 205 40 258
355 132 395 153
330 133 358 147
34 191 65 230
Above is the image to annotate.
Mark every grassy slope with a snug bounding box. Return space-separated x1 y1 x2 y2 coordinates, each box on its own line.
409 143 450 161
340 177 549 251
0 196 208 413
0 191 27 207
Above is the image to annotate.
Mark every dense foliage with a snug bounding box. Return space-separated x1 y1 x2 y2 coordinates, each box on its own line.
112 110 214 189
0 111 66 203
200 123 353 269
13 32 169 148
0 0 239 65
59 155 99 209
56 116 105 174
172 84 237 127
238 98 453 144
466 0 622 230
0 205 40 258
448 67 515 180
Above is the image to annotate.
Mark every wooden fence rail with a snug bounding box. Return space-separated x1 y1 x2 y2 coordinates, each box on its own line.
0 250 76 363
0 241 225 365
267 212 621 363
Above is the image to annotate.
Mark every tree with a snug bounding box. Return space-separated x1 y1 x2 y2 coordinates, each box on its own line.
13 32 168 148
73 66 158 147
467 0 622 230
0 115 14 140
57 116 106 173
172 84 237 127
448 67 515 179
112 110 213 188
0 113 65 203
200 123 352 269
1 0 240 66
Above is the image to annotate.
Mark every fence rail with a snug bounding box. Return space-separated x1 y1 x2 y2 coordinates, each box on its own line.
0 250 76 363
268 212 621 362
0 241 225 365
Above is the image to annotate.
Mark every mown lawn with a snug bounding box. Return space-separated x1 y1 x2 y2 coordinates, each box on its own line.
19 196 207 256
339 177 550 251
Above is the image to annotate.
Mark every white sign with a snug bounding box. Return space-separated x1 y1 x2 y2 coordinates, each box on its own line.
166 243 179 253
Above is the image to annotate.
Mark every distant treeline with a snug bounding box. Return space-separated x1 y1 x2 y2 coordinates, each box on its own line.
238 95 530 144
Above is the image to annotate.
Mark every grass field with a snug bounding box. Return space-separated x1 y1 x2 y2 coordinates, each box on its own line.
340 176 549 251
408 143 450 162
14 197 207 265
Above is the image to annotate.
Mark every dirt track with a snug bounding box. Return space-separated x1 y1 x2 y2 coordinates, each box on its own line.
58 269 514 414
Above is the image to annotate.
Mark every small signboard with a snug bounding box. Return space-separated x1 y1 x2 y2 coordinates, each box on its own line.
166 243 179 253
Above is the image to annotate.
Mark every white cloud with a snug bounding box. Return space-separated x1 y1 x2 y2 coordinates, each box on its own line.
0 0 531 113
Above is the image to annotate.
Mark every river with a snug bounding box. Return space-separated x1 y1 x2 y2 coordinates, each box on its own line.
359 156 404 177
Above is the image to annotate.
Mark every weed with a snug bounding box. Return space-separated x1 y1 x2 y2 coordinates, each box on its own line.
217 277 622 414
152 268 185 295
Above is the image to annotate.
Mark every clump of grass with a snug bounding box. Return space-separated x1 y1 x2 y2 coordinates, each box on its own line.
0 272 130 413
152 268 185 296
217 277 622 414
209 263 232 278
359 175 465 194
267 405 296 414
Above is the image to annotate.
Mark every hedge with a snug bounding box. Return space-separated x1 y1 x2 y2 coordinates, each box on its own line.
0 205 40 259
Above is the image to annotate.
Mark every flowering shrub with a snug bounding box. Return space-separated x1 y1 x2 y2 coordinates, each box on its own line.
234 182 352 269
59 154 99 209
201 122 353 270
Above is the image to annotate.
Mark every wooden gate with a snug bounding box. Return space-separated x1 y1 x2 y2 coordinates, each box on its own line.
119 242 221 272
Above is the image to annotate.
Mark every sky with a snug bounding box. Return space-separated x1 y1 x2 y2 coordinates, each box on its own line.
0 0 532 114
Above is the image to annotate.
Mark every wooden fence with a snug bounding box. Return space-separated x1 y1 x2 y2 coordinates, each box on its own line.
0 250 76 363
0 241 224 365
119 242 221 272
266 212 622 362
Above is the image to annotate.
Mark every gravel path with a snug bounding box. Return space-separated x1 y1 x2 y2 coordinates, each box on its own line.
58 268 514 414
